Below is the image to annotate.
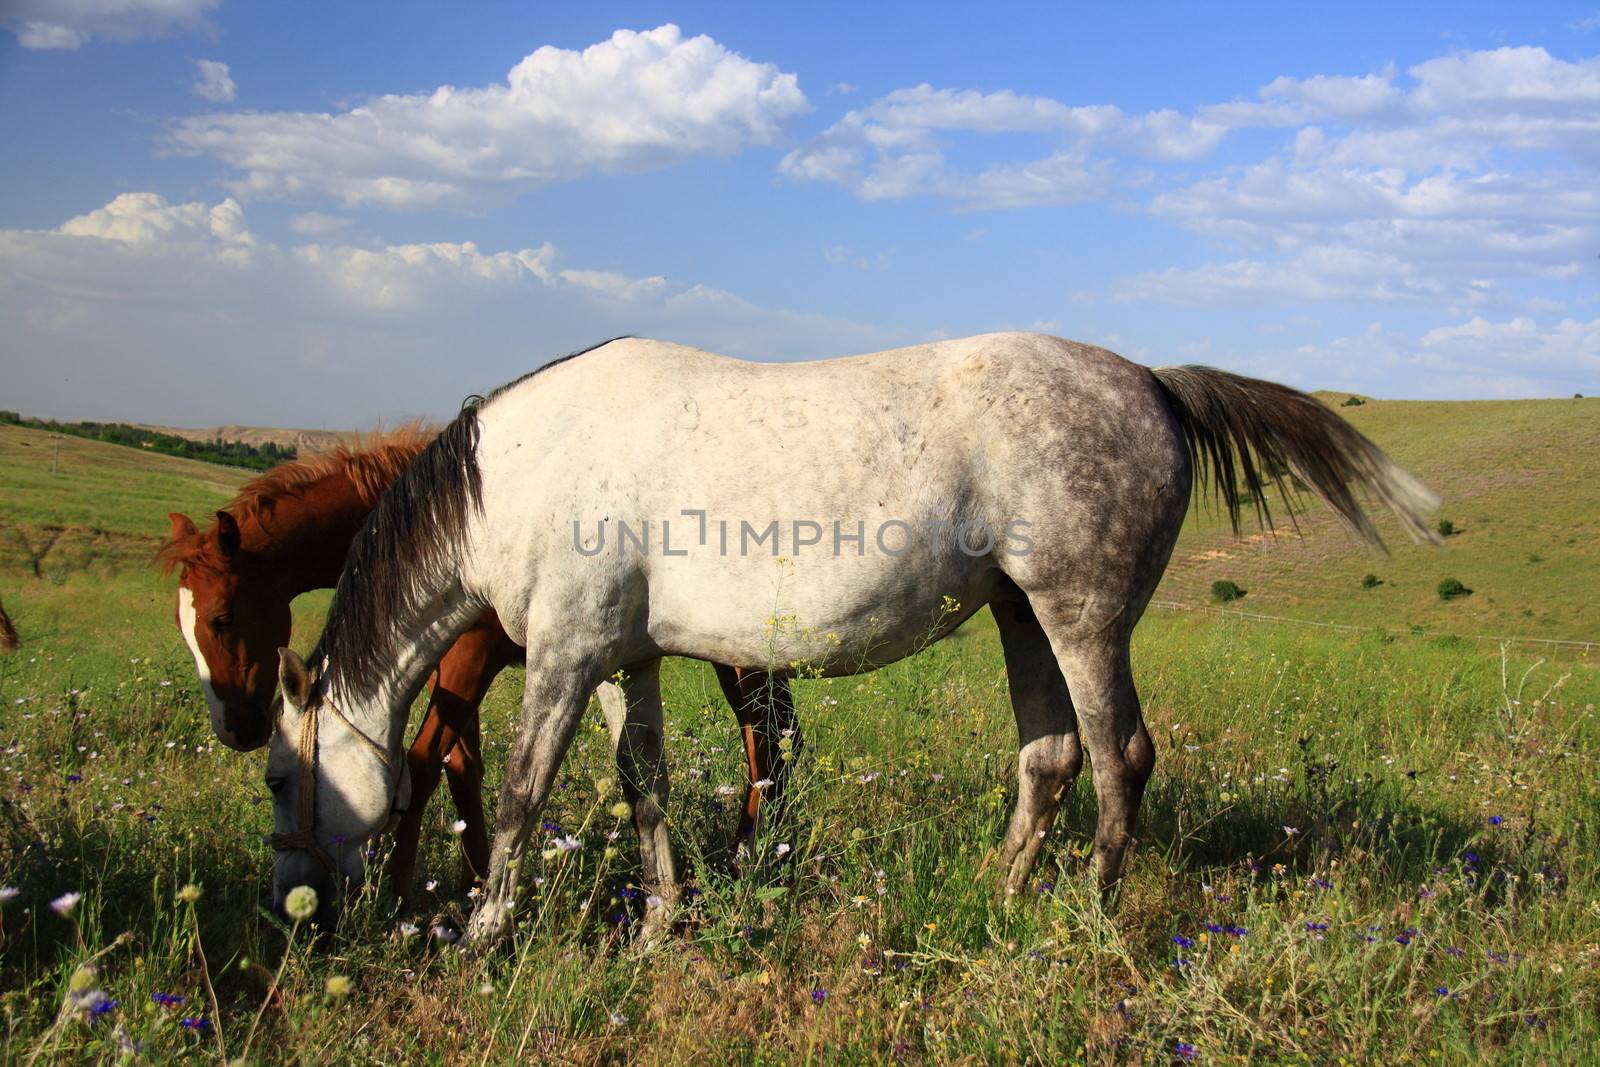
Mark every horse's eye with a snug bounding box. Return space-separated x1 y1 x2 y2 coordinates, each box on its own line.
266 776 286 795
212 614 233 632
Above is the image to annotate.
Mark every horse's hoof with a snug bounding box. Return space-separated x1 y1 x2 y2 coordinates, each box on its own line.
465 901 515 948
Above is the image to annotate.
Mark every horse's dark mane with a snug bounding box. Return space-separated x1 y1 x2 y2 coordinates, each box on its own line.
316 337 628 691
478 335 633 405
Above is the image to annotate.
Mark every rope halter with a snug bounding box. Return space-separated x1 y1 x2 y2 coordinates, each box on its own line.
268 694 397 876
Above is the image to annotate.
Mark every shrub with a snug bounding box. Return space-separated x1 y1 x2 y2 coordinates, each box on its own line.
1341 396 1365 407
1361 573 1382 589
1436 518 1455 538
1437 577 1472 600
1210 579 1247 603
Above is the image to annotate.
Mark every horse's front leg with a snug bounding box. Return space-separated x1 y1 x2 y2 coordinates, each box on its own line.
605 660 679 939
714 665 800 861
467 646 602 947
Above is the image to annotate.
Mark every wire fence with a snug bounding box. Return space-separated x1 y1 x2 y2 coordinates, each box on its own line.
1147 598 1597 654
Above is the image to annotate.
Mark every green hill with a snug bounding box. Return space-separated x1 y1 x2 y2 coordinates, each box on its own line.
1158 395 1600 646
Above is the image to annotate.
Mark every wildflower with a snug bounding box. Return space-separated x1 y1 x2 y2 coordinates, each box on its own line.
1175 1041 1198 1060
324 974 353 998
430 925 459 944
1310 877 1334 890
175 883 202 904
283 885 318 921
69 989 117 1021
645 895 664 909
714 784 738 798
857 932 872 948
609 801 632 819
178 1016 210 1031
451 819 468 834
553 835 581 852
1486 815 1504 826
0 887 17 904
753 778 774 790
812 987 828 1004
609 1011 629 1026
594 776 615 796
1172 935 1196 949
424 880 439 892
774 842 791 858
150 992 186 1008
51 891 82 915
1283 826 1298 836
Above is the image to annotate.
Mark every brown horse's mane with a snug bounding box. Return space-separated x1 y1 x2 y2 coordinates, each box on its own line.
157 423 436 573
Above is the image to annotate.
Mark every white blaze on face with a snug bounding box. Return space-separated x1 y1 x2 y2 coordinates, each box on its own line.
177 586 227 723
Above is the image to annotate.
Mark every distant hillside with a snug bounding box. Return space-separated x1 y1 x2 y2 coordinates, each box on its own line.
133 423 355 454
1159 394 1600 644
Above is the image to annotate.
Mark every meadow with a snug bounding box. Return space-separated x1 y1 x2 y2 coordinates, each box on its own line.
0 403 1596 1064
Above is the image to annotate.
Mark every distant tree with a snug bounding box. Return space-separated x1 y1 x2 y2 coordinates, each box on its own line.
1361 574 1382 589
1342 396 1365 407
1437 577 1472 600
1211 579 1247 603
1436 518 1455 538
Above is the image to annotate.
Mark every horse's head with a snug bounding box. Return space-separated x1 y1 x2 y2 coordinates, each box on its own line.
267 648 407 926
164 511 289 751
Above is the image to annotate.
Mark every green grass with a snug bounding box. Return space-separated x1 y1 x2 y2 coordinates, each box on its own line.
1 408 1597 1063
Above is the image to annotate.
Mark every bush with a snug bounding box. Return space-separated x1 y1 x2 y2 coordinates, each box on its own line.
1437 577 1472 600
1341 396 1365 407
1210 579 1247 603
1436 518 1455 538
1361 573 1382 589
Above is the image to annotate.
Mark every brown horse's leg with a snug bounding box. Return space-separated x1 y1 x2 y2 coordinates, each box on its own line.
715 664 800 855
436 615 520 887
388 613 518 895
390 669 454 897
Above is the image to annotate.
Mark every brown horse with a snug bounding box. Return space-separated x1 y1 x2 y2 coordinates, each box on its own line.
0 596 17 652
159 428 796 892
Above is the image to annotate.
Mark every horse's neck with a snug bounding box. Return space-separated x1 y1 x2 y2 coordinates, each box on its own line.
334 586 484 750
242 474 377 593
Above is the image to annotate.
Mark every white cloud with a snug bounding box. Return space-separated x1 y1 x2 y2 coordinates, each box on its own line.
287 211 352 237
0 193 898 425
1290 316 1600 398
780 84 1222 208
170 25 808 210
191 58 235 102
3 0 217 50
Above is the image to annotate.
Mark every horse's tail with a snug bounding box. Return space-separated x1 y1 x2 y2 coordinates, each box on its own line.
0 597 18 652
1151 365 1441 548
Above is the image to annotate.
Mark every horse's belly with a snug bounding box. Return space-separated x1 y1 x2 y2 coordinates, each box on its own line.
642 546 995 673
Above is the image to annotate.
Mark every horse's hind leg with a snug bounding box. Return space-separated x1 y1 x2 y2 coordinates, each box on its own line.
468 645 603 947
1037 616 1153 899
992 600 1082 896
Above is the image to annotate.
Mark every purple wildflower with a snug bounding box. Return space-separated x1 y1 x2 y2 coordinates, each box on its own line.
1486 815 1503 826
811 987 828 1005
1175 1041 1198 1060
1172 934 1196 949
150 992 186 1008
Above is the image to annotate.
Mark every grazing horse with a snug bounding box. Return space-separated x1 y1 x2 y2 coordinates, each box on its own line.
159 429 796 896
265 332 1437 940
0 597 17 652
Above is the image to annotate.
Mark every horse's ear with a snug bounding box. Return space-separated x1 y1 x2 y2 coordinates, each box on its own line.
215 511 241 555
278 647 312 710
168 513 198 541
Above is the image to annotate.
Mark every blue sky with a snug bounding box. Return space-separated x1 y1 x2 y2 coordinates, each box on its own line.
1 2 1596 427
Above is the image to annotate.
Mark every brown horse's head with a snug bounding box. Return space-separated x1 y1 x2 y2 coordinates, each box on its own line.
162 511 289 751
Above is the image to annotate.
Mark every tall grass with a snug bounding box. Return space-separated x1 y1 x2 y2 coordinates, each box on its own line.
1 593 1594 1062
